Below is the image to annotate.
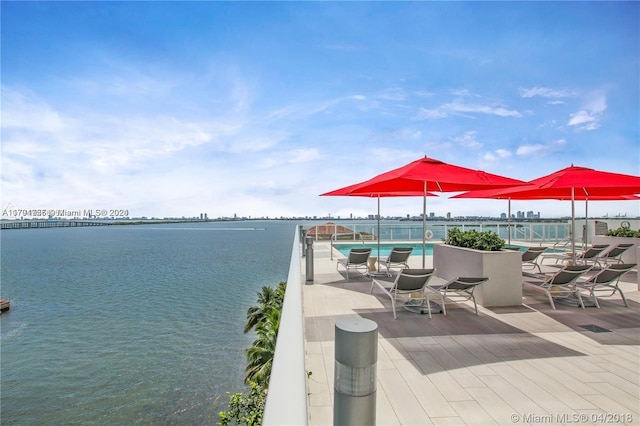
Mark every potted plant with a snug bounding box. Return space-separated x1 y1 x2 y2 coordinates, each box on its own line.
434 228 522 307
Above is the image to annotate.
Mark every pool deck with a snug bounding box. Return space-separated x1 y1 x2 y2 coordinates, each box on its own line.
303 241 640 425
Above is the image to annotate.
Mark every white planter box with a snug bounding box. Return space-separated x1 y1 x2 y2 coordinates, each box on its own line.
433 244 522 307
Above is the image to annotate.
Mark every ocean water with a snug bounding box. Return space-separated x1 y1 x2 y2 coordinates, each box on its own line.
0 221 297 425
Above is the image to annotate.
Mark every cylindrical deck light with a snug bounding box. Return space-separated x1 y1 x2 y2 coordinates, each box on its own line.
305 236 314 282
333 317 378 426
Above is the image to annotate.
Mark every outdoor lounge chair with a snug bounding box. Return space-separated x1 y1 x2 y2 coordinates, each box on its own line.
370 268 435 319
600 243 634 265
425 276 488 318
576 263 636 308
523 264 593 309
379 247 413 276
542 244 609 268
337 247 372 279
521 246 547 274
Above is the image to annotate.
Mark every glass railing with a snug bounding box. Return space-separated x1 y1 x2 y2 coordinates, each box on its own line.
307 220 572 244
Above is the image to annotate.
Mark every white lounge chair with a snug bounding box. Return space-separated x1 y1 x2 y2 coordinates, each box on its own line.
370 268 435 319
576 263 636 308
379 247 413 276
523 264 593 309
337 247 372 279
521 246 547 274
600 243 635 265
542 244 609 268
425 276 488 318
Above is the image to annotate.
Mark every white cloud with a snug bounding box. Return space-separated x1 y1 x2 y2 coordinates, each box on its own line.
567 91 607 131
494 149 511 159
2 87 64 132
286 148 322 164
482 148 512 163
519 86 574 99
450 131 482 149
516 138 566 156
417 101 521 119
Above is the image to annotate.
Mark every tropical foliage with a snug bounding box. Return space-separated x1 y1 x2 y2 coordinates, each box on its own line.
218 281 286 425
443 227 505 251
606 227 640 238
217 381 266 426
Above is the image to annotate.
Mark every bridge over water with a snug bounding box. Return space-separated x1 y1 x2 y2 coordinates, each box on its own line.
0 220 115 230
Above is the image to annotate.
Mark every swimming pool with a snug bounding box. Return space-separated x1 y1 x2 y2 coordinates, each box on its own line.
334 243 531 257
334 243 436 257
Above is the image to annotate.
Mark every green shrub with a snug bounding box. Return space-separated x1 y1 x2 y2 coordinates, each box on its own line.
606 227 640 238
443 228 505 251
218 381 266 426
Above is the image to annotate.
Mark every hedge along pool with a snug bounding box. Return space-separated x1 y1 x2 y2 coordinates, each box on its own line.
333 243 532 257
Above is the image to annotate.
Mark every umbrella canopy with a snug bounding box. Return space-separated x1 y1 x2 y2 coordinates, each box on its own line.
343 156 526 194
453 165 640 259
325 156 526 266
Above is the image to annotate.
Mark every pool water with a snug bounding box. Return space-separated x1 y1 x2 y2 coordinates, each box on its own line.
334 243 530 257
334 243 432 257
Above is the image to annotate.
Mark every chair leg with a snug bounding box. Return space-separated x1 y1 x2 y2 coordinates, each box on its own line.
618 288 629 307
440 291 447 315
575 290 585 309
544 289 557 310
425 293 432 319
588 289 601 308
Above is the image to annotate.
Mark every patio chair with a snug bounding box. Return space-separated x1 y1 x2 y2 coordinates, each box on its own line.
523 264 593 309
600 243 634 265
542 244 609 268
425 276 488 318
379 247 413 276
370 268 435 319
337 247 372 279
576 263 636 308
521 246 547 274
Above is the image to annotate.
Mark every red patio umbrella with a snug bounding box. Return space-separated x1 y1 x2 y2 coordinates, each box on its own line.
321 183 438 271
453 165 640 259
326 156 526 266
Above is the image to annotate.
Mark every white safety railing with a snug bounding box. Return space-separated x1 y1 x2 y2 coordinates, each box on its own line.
263 226 308 425
308 221 574 245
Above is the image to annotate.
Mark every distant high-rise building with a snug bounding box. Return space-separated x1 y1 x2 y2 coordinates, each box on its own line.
447 212 451 219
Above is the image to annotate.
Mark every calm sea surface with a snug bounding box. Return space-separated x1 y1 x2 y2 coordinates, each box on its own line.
0 221 297 425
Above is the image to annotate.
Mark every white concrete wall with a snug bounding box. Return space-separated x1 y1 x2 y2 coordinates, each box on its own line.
433 244 522 307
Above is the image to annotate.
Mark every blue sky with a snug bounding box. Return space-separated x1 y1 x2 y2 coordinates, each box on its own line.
2 2 638 219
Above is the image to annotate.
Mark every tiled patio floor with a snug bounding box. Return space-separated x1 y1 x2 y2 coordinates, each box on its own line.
304 242 640 425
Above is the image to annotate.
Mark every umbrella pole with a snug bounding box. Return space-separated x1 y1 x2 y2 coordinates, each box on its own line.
571 187 576 263
422 181 427 268
508 198 511 248
377 195 381 273
584 199 589 251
